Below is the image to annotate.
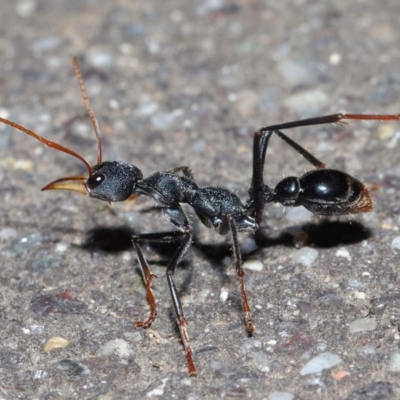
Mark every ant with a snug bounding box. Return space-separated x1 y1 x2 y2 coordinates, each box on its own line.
1 57 399 376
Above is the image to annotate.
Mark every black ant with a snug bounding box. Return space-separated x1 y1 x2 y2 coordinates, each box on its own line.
1 57 399 376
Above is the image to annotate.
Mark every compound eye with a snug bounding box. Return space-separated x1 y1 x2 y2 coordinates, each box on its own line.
86 172 105 190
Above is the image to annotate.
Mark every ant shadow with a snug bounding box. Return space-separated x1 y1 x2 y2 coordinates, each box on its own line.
77 219 372 333
80 220 371 255
255 219 371 249
79 219 371 291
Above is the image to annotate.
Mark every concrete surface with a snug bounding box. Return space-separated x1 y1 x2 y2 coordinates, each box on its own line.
0 1 400 399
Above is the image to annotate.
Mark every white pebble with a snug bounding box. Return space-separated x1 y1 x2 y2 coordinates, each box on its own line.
300 352 342 375
55 243 68 253
349 317 377 333
388 353 400 372
220 288 229 302
277 60 314 87
0 108 10 119
254 351 270 372
146 378 168 397
243 259 264 272
353 291 366 300
329 52 342 65
335 247 352 262
98 338 133 358
391 236 400 251
0 228 17 239
283 89 329 115
292 247 319 267
268 392 295 400
15 0 36 17
87 50 114 69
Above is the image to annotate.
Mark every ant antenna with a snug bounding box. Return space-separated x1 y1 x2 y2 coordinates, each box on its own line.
0 57 107 176
0 117 93 174
72 56 103 165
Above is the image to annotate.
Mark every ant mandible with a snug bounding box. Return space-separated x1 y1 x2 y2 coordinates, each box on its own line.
1 57 399 376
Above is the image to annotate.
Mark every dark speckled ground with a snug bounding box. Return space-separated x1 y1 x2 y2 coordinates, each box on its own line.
1 1 400 399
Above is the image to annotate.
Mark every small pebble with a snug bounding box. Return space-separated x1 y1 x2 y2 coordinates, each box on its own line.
44 337 70 352
300 352 342 375
336 247 352 262
98 338 134 359
135 97 159 116
87 50 114 69
277 59 314 87
283 89 329 116
358 344 376 356
268 392 295 400
353 291 366 300
0 108 10 119
391 236 400 251
234 90 259 118
15 0 36 17
57 359 85 376
243 259 264 272
97 393 114 400
146 378 168 397
241 339 262 354
291 247 319 267
254 351 270 372
329 52 342 65
332 369 350 380
387 353 400 371
377 123 397 140
123 331 143 343
32 36 60 53
0 228 17 239
349 317 377 333
220 288 229 302
55 243 68 253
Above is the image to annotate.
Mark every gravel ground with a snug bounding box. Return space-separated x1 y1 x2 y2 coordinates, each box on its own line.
1 1 400 399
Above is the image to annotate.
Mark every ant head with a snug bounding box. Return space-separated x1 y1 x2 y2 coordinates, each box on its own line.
1 57 144 203
86 162 143 201
43 161 143 202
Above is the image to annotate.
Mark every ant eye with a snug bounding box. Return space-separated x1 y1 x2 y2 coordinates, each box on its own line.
86 172 105 190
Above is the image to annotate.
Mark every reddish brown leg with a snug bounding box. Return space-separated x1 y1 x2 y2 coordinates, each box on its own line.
167 275 197 376
229 217 255 334
133 206 197 376
132 238 157 328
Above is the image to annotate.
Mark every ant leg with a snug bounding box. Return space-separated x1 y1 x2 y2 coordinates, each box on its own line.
130 227 188 327
131 230 188 326
229 216 255 333
257 112 400 170
251 130 273 223
132 238 157 328
163 208 196 376
260 112 400 132
273 130 325 168
132 206 197 376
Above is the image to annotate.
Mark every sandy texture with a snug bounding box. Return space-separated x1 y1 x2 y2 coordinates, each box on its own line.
1 1 400 399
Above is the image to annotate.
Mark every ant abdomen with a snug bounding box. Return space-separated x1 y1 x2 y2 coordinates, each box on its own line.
274 169 373 215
